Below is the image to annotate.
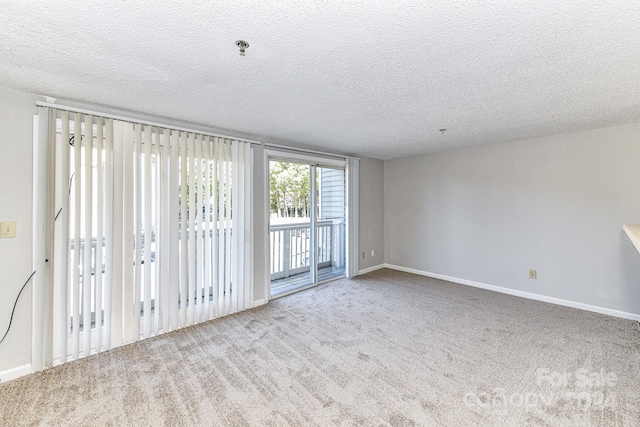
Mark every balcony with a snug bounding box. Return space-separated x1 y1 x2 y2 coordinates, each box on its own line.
270 218 345 296
68 217 346 316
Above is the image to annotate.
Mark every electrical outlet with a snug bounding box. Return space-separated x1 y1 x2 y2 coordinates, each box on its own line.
0 222 16 238
371 250 375 257
529 269 537 280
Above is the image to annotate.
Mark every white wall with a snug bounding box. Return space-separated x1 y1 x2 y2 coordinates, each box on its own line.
385 124 640 316
0 87 37 374
359 157 384 271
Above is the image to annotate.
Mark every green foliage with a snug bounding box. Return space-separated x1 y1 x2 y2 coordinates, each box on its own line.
270 161 311 218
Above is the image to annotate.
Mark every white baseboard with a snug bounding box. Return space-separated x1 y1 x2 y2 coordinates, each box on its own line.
253 298 266 308
358 264 385 275
0 364 32 384
384 264 640 322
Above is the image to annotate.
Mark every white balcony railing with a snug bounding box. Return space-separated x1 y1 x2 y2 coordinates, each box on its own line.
67 220 346 330
270 219 345 280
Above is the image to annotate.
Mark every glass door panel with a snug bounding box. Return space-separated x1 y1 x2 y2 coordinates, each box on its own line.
269 158 346 298
316 166 346 282
269 160 314 296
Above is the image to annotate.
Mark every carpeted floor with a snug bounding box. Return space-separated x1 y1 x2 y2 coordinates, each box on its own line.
1 269 639 426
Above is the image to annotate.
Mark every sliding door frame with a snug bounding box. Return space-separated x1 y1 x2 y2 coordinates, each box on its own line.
264 148 347 300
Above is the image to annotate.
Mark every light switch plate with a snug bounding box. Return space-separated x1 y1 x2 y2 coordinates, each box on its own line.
0 222 16 238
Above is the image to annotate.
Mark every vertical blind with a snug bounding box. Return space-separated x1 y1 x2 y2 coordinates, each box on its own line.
48 109 253 364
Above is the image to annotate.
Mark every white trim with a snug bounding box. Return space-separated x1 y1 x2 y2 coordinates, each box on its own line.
265 148 346 168
0 364 32 383
345 158 359 278
263 149 271 304
623 224 640 254
253 298 266 308
310 165 318 284
35 101 262 146
358 264 385 275
384 264 640 322
264 142 359 161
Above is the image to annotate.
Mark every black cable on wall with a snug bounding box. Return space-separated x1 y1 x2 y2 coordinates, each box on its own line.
0 271 36 345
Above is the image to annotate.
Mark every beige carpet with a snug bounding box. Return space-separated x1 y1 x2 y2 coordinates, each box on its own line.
1 269 639 426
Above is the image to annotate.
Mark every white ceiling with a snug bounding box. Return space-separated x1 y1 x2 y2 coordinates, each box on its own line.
1 1 639 159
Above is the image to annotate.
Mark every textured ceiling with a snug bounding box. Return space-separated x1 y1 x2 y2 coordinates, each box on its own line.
1 1 640 159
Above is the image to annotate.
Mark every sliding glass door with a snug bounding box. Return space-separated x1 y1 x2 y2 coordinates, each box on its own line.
47 109 253 365
269 157 345 297
316 165 346 283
